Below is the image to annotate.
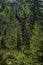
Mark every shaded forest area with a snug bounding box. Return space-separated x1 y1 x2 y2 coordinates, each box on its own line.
0 0 43 65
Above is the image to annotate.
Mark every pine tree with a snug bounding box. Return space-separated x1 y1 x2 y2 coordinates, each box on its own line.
29 21 43 65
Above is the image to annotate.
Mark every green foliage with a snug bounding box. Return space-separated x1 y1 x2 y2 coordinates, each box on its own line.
0 0 43 65
29 21 43 65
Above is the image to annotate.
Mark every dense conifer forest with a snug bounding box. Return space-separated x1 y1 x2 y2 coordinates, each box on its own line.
0 0 43 65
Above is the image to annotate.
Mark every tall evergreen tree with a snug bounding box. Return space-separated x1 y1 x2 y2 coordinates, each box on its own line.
29 21 43 65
